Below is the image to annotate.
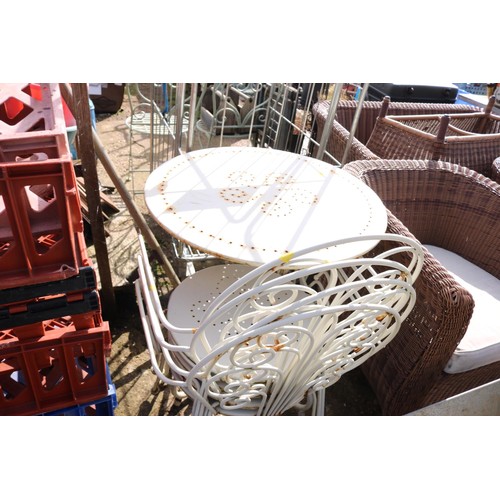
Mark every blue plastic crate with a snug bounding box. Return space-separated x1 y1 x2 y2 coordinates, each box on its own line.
39 363 117 416
41 390 117 415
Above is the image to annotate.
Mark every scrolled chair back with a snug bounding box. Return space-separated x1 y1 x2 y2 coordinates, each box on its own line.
175 233 424 416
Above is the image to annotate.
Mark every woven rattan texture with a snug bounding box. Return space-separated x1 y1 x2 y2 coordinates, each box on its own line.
366 113 500 179
343 158 500 415
312 99 481 166
333 100 483 145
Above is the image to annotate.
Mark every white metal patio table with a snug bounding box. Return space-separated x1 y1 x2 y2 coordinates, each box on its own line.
144 147 388 266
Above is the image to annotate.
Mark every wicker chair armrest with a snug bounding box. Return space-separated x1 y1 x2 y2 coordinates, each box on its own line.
344 158 500 278
326 121 379 164
362 211 474 415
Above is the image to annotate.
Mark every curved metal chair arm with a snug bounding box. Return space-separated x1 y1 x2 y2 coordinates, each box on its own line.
135 279 190 388
136 234 194 349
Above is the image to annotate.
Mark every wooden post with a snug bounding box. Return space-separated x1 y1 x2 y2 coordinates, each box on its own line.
71 84 116 316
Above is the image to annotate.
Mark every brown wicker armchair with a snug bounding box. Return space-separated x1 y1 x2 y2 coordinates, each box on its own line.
365 96 500 179
312 97 481 165
343 159 500 415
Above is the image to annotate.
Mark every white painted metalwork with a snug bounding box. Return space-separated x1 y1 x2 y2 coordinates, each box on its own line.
135 232 424 416
126 83 368 198
144 146 388 266
340 83 370 166
195 83 269 148
125 84 215 275
125 106 188 137
127 83 370 277
126 84 172 198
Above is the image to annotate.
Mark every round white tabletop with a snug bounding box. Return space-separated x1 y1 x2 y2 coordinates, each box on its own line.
145 147 388 265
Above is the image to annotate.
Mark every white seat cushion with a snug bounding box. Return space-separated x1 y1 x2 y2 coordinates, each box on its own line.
425 245 500 374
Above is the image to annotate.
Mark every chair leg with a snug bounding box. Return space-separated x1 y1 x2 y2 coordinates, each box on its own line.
185 261 196 277
151 356 167 394
313 389 326 416
150 357 187 403
196 125 212 149
170 385 188 402
290 390 315 416
191 397 212 416
151 377 164 395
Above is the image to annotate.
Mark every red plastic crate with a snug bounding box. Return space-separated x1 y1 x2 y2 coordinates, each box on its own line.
0 83 68 137
39 362 117 416
0 156 89 289
0 321 111 416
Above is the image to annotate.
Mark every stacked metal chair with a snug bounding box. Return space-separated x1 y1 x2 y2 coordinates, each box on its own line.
135 232 424 416
0 83 116 416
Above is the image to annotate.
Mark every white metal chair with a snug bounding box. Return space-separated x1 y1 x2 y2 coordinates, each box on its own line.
135 232 423 416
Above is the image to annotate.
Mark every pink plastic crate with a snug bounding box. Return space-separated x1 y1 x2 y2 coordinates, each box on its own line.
0 83 68 137
0 133 70 163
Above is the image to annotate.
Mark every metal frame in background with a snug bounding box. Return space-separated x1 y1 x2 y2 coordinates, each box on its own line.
125 83 370 279
126 83 193 198
256 83 369 165
126 83 370 198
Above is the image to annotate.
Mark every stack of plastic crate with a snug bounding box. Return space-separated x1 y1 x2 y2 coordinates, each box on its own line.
0 83 115 416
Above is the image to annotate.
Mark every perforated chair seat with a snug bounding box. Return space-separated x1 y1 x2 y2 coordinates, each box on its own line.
166 264 253 355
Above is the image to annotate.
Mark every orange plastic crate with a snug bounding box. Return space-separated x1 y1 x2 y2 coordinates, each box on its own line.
0 320 111 416
0 155 89 289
